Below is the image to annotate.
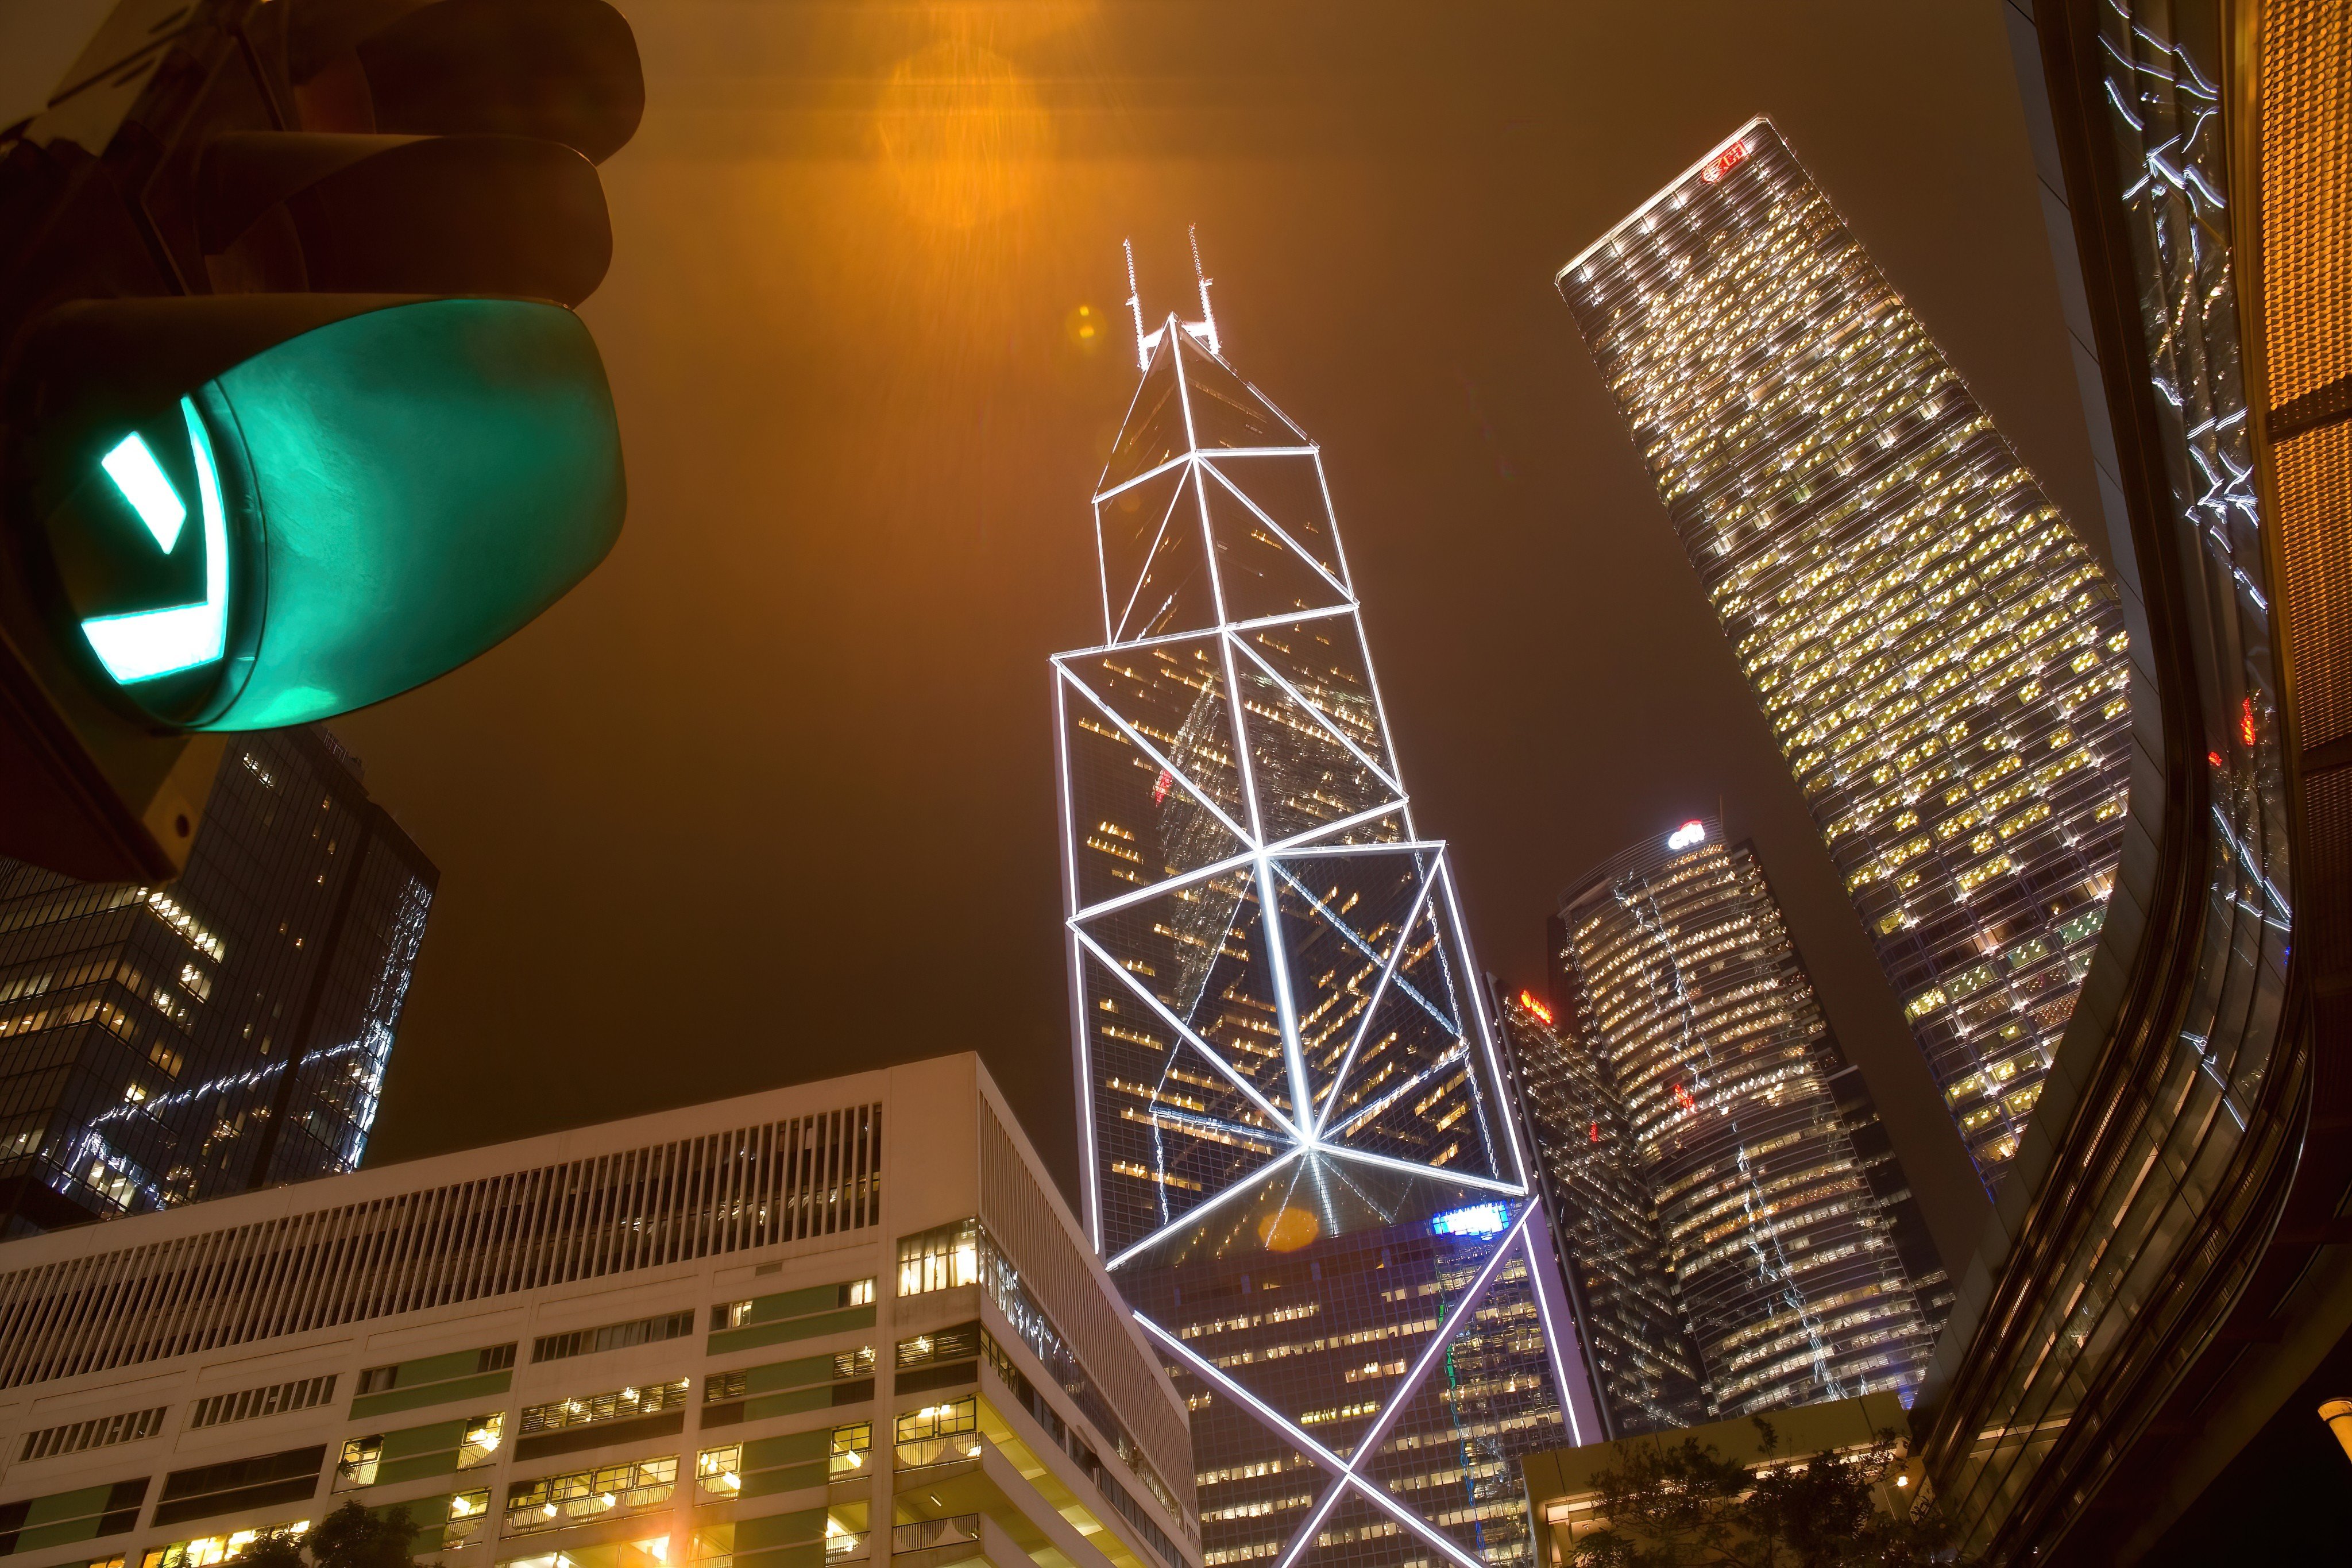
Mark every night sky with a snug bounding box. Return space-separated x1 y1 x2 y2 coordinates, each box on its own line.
346 1 2108 1278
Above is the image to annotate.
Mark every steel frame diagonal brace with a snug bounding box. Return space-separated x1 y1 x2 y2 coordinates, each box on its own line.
1055 665 1258 848
1196 456 1355 607
1064 286 1586 1550
1304 863 1435 1138
1071 925 1304 1141
1230 628 1405 797
1061 600 1364 662
1136 1207 1543 1568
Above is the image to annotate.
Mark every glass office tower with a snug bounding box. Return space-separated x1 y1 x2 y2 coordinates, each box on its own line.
1494 990 1706 1439
1555 119 2135 1192
1053 273 1597 1568
0 725 436 1235
1539 821 1942 1417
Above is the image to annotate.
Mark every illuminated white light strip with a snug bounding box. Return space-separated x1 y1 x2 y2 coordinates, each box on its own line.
1145 1219 1530 1568
1308 870 1436 1138
1068 805 1418 928
1324 1051 1459 1143
1094 452 1191 508
1111 466 1192 644
1179 316 1323 1136
101 432 187 552
1271 859 1456 1041
1270 1474 1354 1568
1345 1474 1489 1568
1185 445 1318 459
1558 113 1772 277
1311 1141 1527 1198
1055 673 1105 1251
1305 451 1360 616
1063 809 1434 943
1069 845 1262 924
1258 804 1416 858
1135 1313 1351 1474
1355 1207 1532 1455
1227 632 1405 797
1208 614 1326 1160
1053 676 1083 940
1256 850 1317 1141
1064 256 1575 1550
1123 238 1150 372
1517 1207 1594 1447
1266 836 1446 863
1055 669 1258 849
1180 337 1314 446
1087 439 1329 511
1199 459 1354 610
1071 926 1303 1142
1189 225 1221 358
1104 1145 1307 1271
1060 600 1357 663
1435 858 1533 1191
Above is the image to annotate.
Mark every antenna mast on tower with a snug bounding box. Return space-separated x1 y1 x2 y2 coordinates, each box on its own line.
1121 231 1223 372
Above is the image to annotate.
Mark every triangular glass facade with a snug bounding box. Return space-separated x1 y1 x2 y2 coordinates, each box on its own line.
1057 311 1600 1568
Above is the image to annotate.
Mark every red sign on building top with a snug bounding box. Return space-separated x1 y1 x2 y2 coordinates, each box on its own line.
1700 141 1748 184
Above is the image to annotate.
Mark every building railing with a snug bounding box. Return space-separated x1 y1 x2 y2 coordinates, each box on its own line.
891 1516 982 1554
893 1432 983 1472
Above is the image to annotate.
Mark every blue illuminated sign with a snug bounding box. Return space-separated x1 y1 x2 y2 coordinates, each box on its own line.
1431 1202 1508 1239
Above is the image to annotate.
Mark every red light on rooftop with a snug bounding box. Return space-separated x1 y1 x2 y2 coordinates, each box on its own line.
1518 990 1554 1025
2241 695 2258 747
1700 141 1748 183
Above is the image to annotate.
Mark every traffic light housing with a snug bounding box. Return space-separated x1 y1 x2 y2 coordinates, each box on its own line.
0 0 642 880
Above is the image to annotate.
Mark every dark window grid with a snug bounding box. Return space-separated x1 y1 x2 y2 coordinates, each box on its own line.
159 1443 326 1502
532 1310 695 1364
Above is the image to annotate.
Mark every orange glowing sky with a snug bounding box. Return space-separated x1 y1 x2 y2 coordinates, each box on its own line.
345 1 2102 1269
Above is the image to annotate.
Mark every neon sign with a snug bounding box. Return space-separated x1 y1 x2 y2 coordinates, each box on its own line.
1700 141 1748 183
1667 820 1706 851
1517 990 1554 1025
1431 1202 1508 1240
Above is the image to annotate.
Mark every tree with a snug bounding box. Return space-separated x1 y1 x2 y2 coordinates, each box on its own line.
234 1503 435 1568
1567 1419 1959 1568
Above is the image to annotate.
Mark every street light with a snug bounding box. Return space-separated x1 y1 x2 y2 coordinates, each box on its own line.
2322 1399 2352 1466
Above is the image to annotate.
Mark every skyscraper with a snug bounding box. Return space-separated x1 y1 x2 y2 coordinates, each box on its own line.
0 724 435 1235
1530 821 1944 1419
1494 989 1706 1439
1053 253 1598 1568
1555 119 2135 1192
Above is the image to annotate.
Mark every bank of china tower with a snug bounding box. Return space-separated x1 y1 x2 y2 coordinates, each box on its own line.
1052 257 1600 1568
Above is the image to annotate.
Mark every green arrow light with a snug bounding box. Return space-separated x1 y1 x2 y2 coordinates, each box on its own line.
79 398 230 685
99 432 187 553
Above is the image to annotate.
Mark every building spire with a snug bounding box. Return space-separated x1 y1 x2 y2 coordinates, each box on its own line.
1121 230 1222 373
1188 225 1219 357
1122 238 1150 373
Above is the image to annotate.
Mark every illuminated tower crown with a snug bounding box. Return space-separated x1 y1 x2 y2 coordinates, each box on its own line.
1052 241 1597 1568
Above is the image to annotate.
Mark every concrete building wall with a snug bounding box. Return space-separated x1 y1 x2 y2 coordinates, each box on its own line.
0 1056 1196 1568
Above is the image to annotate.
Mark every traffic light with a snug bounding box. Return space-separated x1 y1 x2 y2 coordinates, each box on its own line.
0 0 642 881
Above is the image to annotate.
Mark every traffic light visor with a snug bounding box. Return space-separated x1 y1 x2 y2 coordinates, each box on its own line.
32 296 624 731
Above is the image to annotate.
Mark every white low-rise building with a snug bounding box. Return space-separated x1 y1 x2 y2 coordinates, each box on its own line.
0 1056 1198 1568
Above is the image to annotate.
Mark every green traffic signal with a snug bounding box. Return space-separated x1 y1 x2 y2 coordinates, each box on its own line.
1 0 645 881
80 399 231 689
32 295 624 732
